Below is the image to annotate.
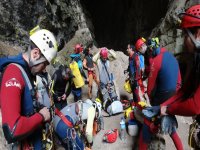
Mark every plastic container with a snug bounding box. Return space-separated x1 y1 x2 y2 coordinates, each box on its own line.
128 119 139 136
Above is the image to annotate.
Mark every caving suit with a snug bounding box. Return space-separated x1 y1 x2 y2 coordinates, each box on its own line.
139 47 183 150
128 51 141 102
0 54 44 149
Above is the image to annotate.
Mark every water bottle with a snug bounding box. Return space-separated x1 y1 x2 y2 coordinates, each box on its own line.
120 117 126 141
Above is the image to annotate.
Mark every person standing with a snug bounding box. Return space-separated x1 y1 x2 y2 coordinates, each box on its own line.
135 39 147 97
126 44 141 102
157 5 200 149
0 28 57 149
70 44 87 102
83 44 99 99
140 37 182 150
93 48 118 108
51 65 73 110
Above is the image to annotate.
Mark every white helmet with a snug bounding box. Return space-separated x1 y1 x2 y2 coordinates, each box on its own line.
30 29 58 63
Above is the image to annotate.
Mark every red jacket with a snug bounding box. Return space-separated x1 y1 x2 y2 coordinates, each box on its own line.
161 86 200 116
0 64 43 138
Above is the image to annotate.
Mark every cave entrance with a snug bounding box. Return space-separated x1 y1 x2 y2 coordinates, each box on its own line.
81 0 169 51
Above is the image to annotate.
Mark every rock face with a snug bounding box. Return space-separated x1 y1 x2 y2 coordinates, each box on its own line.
150 0 187 54
0 0 189 54
0 0 92 51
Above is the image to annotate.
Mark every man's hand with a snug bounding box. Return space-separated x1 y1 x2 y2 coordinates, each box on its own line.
161 106 168 115
161 115 178 135
61 93 67 100
142 106 160 119
39 107 50 122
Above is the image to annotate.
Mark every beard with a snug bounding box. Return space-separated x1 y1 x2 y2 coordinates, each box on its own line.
30 63 46 76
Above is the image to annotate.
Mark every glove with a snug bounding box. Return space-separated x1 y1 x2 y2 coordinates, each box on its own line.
142 106 160 119
161 115 178 135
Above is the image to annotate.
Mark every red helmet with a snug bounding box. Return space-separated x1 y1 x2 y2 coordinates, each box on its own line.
103 129 118 143
135 38 145 51
74 44 83 53
181 5 200 28
100 47 108 59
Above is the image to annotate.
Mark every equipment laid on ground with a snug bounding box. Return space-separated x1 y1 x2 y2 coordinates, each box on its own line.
128 119 139 136
120 117 126 141
103 129 118 143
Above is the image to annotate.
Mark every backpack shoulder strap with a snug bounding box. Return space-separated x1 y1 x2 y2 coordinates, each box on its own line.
11 63 33 91
102 61 111 81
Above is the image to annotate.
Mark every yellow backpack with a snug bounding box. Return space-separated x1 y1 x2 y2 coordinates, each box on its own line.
70 61 84 88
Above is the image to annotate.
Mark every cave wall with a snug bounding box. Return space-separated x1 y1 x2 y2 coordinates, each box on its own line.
0 0 90 52
81 0 170 51
150 0 187 54
0 0 192 56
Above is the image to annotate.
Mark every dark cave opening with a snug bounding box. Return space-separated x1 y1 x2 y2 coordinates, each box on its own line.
81 0 169 51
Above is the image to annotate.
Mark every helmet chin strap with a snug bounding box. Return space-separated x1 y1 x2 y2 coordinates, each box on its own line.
186 29 200 49
27 48 47 67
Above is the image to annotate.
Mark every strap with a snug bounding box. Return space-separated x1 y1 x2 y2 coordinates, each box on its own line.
131 53 137 76
55 108 73 128
102 61 111 81
50 73 57 94
11 63 32 90
38 74 49 94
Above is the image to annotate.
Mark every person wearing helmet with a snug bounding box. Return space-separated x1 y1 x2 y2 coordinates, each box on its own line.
93 47 122 115
75 44 84 54
83 44 99 99
0 28 58 149
50 65 73 110
53 99 103 150
126 44 141 102
139 36 183 150
142 37 182 106
70 44 87 102
135 38 146 96
151 4 200 149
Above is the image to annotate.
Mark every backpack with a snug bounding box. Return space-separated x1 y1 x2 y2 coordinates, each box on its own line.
69 61 84 88
106 100 123 116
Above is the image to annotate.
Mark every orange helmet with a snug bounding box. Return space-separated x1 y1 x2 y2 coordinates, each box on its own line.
135 38 146 51
74 44 83 53
103 129 118 143
181 5 200 28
